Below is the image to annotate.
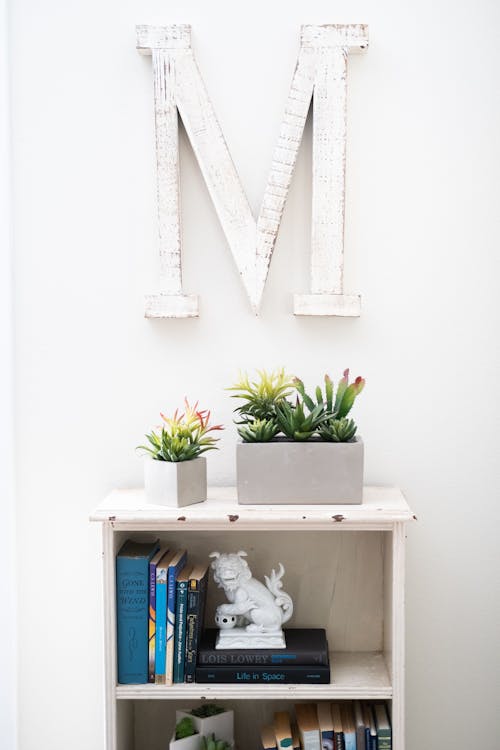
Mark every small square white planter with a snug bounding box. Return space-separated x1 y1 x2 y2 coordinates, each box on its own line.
236 437 363 504
175 709 234 745
144 457 207 507
169 732 202 750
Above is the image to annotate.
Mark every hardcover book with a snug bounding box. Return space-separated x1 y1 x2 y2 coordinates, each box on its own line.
340 703 356 750
116 539 159 684
197 628 329 666
331 703 345 750
274 711 293 750
173 565 191 683
154 549 175 684
184 563 209 682
373 703 391 750
165 549 187 685
148 545 169 683
295 704 321 750
363 704 377 750
353 701 367 750
195 664 330 684
261 725 278 750
316 702 334 750
291 724 301 750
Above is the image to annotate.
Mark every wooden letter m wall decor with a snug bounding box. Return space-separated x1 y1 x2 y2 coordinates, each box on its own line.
137 24 368 317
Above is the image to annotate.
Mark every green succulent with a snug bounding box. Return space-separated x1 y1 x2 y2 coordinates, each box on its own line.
176 717 197 740
275 398 329 441
227 368 294 422
201 734 231 750
318 417 358 442
137 400 223 463
191 705 225 718
237 418 280 443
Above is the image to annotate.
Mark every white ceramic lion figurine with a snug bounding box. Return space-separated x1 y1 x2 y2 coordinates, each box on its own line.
209 550 293 633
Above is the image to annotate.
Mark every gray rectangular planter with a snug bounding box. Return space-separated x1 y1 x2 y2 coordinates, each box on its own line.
236 437 363 504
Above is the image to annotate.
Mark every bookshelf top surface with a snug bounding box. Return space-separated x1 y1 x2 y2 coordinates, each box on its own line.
90 485 414 528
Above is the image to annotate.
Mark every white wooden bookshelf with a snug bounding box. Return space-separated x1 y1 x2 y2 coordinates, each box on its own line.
91 486 414 750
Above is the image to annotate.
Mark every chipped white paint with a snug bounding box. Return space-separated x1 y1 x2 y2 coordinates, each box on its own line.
138 24 368 317
92 487 413 749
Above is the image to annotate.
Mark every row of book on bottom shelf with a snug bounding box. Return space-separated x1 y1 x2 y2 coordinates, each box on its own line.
265 702 391 750
116 539 331 685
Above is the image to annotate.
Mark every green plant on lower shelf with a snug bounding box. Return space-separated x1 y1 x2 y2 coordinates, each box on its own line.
237 417 280 443
191 704 226 718
318 416 358 442
201 734 231 750
176 717 197 740
275 398 329 441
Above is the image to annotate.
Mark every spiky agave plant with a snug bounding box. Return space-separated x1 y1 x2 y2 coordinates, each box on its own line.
237 418 280 443
227 368 295 422
275 397 329 441
138 400 223 462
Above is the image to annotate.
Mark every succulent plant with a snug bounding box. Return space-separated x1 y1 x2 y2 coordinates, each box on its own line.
227 368 294 422
176 717 197 740
275 398 329 441
318 416 358 442
138 400 223 462
201 734 231 750
190 705 225 718
237 418 280 443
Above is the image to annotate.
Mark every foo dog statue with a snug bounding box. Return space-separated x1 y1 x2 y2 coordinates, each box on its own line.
209 550 293 649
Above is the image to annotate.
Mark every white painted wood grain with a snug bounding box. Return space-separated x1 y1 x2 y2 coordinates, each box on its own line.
90 485 414 528
138 24 368 317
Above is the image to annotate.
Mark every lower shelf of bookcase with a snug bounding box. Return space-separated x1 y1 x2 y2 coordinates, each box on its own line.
115 651 391 700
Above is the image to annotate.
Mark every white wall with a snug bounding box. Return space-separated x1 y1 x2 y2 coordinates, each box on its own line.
0 0 16 747
10 0 500 748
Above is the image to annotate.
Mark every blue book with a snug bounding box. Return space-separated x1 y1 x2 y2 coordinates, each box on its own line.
165 549 187 685
148 545 169 683
116 539 159 684
154 550 175 684
173 565 191 683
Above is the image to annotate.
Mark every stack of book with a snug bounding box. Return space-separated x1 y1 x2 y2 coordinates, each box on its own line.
195 628 330 684
116 539 208 684
260 702 392 750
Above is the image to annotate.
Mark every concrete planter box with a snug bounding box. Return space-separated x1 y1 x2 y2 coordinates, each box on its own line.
144 457 207 507
236 437 363 504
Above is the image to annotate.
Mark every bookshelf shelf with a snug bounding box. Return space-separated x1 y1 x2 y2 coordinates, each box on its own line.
91 485 413 750
116 651 391 701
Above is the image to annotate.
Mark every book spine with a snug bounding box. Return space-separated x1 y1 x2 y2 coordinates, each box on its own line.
320 730 334 750
154 571 167 684
377 731 391 750
195 665 331 684
173 578 188 683
185 573 207 683
198 649 329 666
165 555 187 686
116 555 149 684
344 733 356 750
334 734 345 750
147 558 157 683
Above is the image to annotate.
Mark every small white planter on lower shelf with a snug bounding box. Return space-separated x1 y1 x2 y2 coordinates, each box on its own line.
237 437 364 504
175 709 234 746
144 457 207 507
169 732 202 750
